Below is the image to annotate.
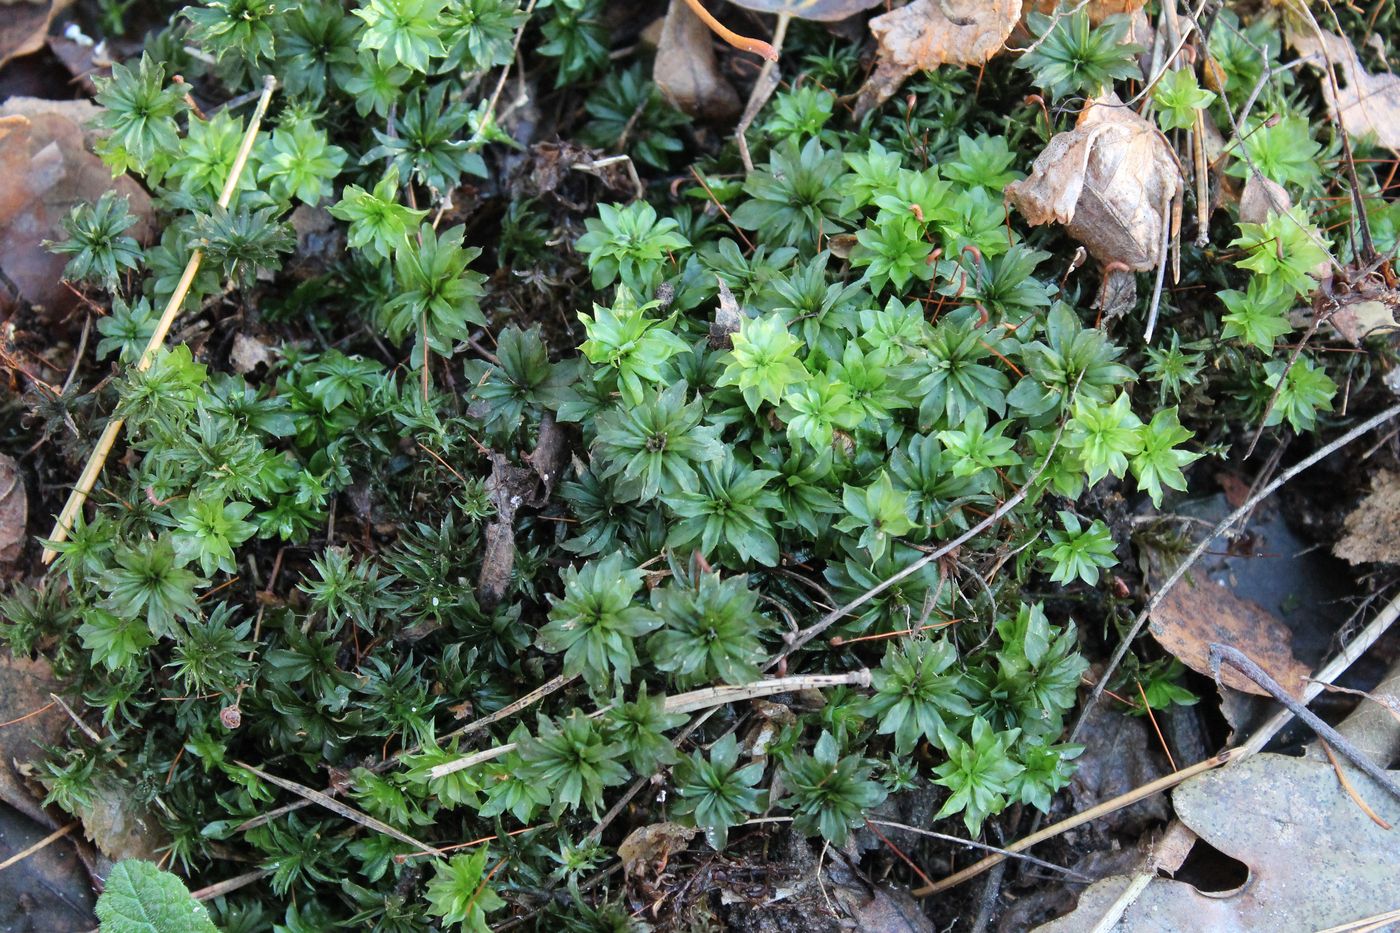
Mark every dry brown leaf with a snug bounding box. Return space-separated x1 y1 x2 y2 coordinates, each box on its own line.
75 777 170 864
854 0 1020 120
1237 173 1290 226
654 0 741 121
1327 290 1400 345
1006 93 1179 272
0 0 71 69
230 333 273 375
1335 469 1400 566
1034 754 1400 933
618 821 697 880
710 276 743 349
0 453 26 565
0 99 154 317
1023 0 1147 23
1148 573 1309 698
0 652 69 826
1288 25 1400 152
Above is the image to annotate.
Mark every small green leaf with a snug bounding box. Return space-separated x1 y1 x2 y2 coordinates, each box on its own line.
96 860 217 933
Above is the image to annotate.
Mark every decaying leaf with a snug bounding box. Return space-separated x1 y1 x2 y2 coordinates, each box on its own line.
1034 754 1400 932
0 652 68 825
1006 93 1180 272
71 777 170 865
1023 0 1147 23
0 0 72 69
1148 573 1309 698
0 98 154 317
619 821 697 880
1335 469 1400 567
1288 25 1400 152
710 276 743 349
229 333 273 375
0 453 26 565
1324 288 1400 345
654 0 741 121
524 412 569 500
854 0 1020 119
1237 173 1290 226
477 453 538 611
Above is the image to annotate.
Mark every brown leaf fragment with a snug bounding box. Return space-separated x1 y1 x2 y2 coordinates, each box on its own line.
0 100 154 318
710 276 743 349
1006 93 1180 272
619 821 697 881
1148 573 1309 698
854 0 1020 119
0 453 27 565
1288 25 1400 152
524 412 569 501
229 332 273 375
46 31 112 95
0 0 72 69
1335 469 1400 566
1023 0 1148 23
477 453 539 610
654 0 741 121
1237 173 1290 226
73 777 169 864
0 652 67 825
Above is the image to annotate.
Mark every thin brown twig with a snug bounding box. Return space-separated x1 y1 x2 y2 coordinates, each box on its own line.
0 822 78 873
234 760 443 857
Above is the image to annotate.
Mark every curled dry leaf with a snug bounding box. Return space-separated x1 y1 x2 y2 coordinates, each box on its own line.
0 0 72 69
0 453 26 565
854 0 1020 120
1033 754 1400 933
1147 573 1309 698
1288 25 1400 152
1006 93 1179 272
654 0 741 121
0 98 154 317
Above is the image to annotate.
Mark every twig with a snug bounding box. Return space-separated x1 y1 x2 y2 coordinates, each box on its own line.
1208 644 1400 802
0 822 78 873
1143 190 1172 343
426 671 871 780
1319 741 1393 829
1068 402 1400 744
1314 908 1400 933
911 750 1234 897
189 868 271 902
735 12 790 173
234 760 443 857
42 76 278 564
443 673 577 741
